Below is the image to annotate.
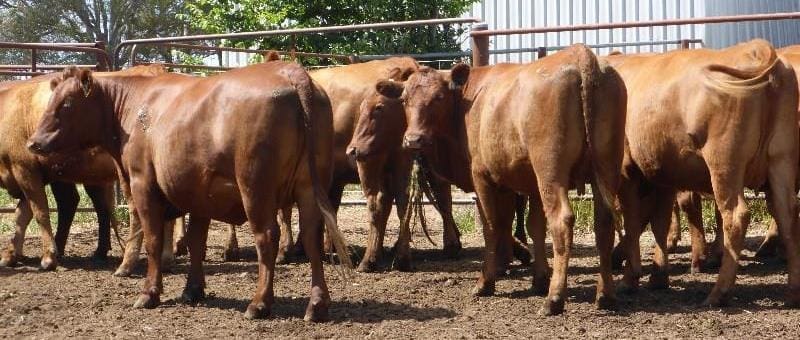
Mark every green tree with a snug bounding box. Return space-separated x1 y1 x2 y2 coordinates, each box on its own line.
0 0 188 67
181 0 478 66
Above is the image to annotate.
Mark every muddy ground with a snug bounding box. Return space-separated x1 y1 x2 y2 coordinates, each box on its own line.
1 204 799 339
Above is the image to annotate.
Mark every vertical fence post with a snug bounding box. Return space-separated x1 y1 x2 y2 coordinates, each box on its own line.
680 39 691 49
94 41 109 71
470 23 490 67
30 48 37 73
537 46 547 59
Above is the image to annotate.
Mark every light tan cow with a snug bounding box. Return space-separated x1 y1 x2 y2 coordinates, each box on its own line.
605 39 800 307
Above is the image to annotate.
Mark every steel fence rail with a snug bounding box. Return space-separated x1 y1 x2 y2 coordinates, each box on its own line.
114 17 481 69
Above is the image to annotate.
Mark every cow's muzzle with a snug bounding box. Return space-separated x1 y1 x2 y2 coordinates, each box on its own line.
402 134 429 150
26 139 49 155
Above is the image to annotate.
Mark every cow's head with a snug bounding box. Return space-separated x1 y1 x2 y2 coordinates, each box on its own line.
346 80 406 165
401 64 469 152
28 67 104 155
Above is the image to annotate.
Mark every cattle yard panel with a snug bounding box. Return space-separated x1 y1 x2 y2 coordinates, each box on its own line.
470 11 800 65
0 42 111 77
114 17 481 70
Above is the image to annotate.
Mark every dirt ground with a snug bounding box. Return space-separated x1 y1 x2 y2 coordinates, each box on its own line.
1 205 799 339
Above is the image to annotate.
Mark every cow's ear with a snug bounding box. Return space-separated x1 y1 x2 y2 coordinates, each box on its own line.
264 51 280 62
50 78 62 90
449 63 470 90
375 79 404 99
78 69 93 97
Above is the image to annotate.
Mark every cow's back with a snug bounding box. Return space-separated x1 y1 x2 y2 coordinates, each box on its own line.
605 39 787 191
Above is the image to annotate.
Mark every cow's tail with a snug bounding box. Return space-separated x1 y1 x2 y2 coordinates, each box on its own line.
573 44 622 231
285 64 354 273
703 39 778 93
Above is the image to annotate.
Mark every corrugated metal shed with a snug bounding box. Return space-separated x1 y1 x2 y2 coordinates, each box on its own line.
463 0 800 64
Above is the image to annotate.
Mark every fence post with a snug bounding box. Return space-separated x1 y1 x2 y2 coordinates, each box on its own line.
472 196 484 231
680 39 691 49
30 48 37 73
94 41 109 71
537 46 547 59
470 23 490 67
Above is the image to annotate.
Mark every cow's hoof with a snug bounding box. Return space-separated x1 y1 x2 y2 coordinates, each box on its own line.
40 254 58 271
0 253 18 267
357 258 379 273
181 285 205 304
275 249 290 264
160 257 176 273
595 294 617 311
223 248 240 262
785 288 800 308
113 265 134 277
393 256 413 272
648 271 669 290
244 303 270 320
133 293 160 309
611 247 625 271
442 243 462 259
471 281 495 297
174 240 188 257
539 295 565 316
512 244 532 265
616 279 639 295
702 292 730 308
91 251 109 264
303 292 330 323
532 274 550 296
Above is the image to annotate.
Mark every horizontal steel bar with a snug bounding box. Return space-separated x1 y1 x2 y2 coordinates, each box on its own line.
471 11 800 37
358 39 705 61
161 43 353 61
0 64 96 70
0 42 107 55
135 62 233 71
121 18 480 45
115 17 480 69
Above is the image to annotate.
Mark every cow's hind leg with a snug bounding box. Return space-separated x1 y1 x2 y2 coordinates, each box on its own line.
85 184 115 261
678 192 708 273
51 182 79 257
592 182 617 310
527 193 550 295
765 161 800 307
538 182 574 316
704 171 748 307
648 189 677 290
275 208 291 264
0 200 33 267
471 174 516 297
181 216 211 304
296 182 332 322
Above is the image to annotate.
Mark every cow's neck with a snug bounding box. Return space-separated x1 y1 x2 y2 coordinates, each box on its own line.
93 76 151 165
432 84 475 192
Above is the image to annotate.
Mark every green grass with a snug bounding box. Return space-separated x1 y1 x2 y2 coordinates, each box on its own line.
453 206 477 234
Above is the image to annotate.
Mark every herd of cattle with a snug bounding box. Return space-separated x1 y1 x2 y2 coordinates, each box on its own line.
1 38 800 322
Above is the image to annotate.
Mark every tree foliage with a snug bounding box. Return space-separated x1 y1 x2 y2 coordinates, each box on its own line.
0 0 187 66
181 0 478 63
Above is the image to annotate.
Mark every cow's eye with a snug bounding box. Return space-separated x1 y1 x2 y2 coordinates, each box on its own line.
435 93 445 100
63 97 73 109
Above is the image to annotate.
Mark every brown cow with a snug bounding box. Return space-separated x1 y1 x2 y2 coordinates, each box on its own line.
0 65 168 270
348 80 532 272
605 39 800 307
285 58 465 271
394 44 626 315
27 61 351 321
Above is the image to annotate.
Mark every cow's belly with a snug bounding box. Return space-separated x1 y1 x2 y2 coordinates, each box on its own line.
628 136 713 192
41 150 118 185
157 170 246 224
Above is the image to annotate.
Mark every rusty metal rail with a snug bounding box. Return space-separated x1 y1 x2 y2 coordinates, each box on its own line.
470 11 800 66
0 41 111 76
114 17 481 69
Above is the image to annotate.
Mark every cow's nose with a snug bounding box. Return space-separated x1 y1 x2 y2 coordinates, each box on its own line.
403 134 425 150
27 140 43 154
346 146 361 162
